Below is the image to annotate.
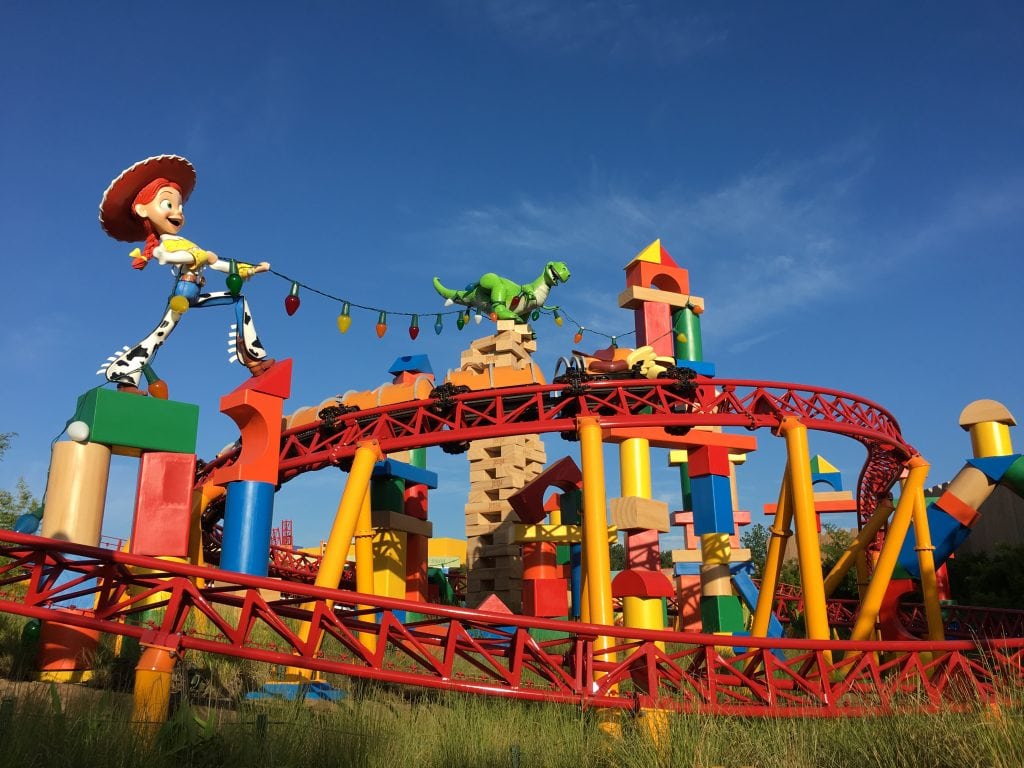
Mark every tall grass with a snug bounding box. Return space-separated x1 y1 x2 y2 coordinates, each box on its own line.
0 676 1020 768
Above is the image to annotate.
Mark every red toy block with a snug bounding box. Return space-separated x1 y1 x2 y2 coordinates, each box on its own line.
687 446 733 478
130 451 196 557
523 541 559 580
508 456 582 524
404 483 429 520
625 259 689 294
229 358 293 400
633 303 674 357
216 389 284 484
522 578 568 617
612 568 674 598
625 528 661 571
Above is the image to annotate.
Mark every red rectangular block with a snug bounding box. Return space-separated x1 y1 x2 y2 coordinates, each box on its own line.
686 446 733 478
522 578 568 617
131 452 196 557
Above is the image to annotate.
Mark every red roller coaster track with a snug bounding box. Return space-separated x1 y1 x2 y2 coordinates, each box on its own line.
1 532 1022 717
198 376 914 532
5 375 1020 715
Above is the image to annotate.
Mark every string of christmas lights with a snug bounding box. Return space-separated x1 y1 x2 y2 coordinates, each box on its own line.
265 269 638 345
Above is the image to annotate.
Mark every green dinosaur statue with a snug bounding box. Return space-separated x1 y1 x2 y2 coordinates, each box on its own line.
432 261 570 321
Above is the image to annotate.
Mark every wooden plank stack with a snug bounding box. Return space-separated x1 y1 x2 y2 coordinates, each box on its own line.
461 321 547 611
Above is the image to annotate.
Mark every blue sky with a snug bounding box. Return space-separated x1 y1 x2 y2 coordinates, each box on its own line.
1 2 1021 549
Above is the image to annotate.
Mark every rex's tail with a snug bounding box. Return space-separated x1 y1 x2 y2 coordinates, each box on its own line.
432 277 460 301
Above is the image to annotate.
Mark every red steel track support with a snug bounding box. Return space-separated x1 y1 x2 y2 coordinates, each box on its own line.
197 377 915 529
2 532 1022 717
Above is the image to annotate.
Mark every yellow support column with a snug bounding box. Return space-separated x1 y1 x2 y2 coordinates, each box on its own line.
578 417 619 736
850 456 930 641
911 488 946 643
132 643 176 729
779 418 830 645
355 486 377 652
822 498 894 597
289 440 383 677
750 471 792 638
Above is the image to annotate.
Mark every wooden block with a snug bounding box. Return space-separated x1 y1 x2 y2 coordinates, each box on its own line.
609 496 670 532
371 509 433 537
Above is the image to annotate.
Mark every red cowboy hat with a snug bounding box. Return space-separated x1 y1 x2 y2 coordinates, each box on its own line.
99 155 196 242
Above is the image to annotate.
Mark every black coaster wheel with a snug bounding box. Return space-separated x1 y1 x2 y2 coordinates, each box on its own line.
318 403 359 431
428 382 471 415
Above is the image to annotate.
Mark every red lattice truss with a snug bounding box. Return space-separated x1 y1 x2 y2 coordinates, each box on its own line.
2 532 1022 717
198 377 915 534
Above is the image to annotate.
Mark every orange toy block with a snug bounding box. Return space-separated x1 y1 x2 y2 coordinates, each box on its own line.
625 258 689 294
130 452 196 557
216 389 284 484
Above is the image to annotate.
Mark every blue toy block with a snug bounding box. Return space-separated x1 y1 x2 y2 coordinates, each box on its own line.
690 474 734 534
678 359 716 377
246 680 345 702
372 458 438 489
221 481 275 577
811 471 843 491
966 454 1021 483
731 570 785 658
674 561 752 578
388 354 433 376
898 501 971 578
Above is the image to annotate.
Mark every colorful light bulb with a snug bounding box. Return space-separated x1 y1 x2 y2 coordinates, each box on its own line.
337 302 352 333
376 311 387 338
573 328 584 344
226 259 243 296
434 314 443 335
456 312 466 330
409 314 420 340
553 309 563 327
284 282 301 316
169 295 189 314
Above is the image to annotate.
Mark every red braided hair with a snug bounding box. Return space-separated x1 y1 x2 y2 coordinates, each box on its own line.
131 178 182 269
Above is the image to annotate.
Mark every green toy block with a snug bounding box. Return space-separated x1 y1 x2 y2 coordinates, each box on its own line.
559 489 582 525
371 476 406 514
74 388 199 455
700 595 745 633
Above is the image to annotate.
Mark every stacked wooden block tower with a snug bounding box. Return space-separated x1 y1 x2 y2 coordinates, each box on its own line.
462 321 547 611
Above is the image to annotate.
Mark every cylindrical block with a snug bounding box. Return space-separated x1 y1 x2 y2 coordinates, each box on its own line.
41 441 111 546
132 645 176 724
569 543 582 620
623 595 666 653
220 480 275 576
946 465 993 511
673 306 703 361
700 563 733 597
700 533 732 565
619 438 652 498
969 422 1013 458
37 614 100 679
523 541 559 580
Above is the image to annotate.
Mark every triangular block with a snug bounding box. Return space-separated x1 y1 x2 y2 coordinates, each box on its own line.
966 454 1022 483
231 358 293 399
634 239 664 263
476 593 513 614
810 454 840 474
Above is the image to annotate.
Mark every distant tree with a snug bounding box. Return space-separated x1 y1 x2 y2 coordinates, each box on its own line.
947 545 1024 609
741 521 858 599
0 433 40 530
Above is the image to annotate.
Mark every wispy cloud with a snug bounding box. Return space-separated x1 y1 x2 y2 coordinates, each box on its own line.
448 0 726 62
435 145 872 342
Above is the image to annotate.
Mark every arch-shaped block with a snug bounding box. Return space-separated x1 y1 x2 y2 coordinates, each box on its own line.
508 456 582 524
216 389 284 484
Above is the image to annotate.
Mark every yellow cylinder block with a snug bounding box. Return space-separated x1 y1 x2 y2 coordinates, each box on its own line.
700 533 731 565
969 422 1013 458
619 438 652 498
41 441 111 546
622 595 665 651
